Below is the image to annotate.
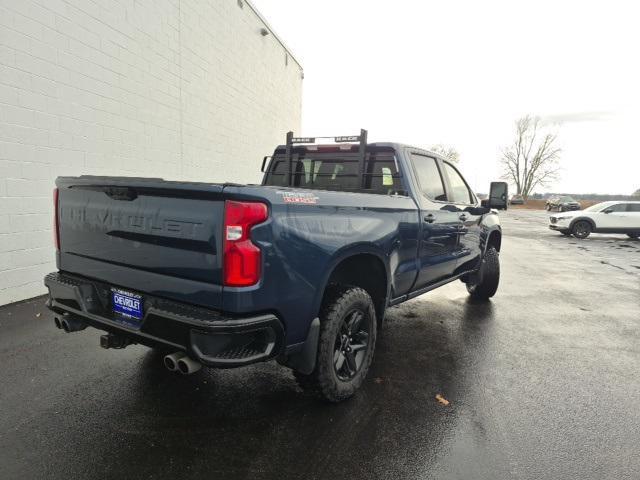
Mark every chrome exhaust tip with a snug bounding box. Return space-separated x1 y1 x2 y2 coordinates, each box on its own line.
177 356 202 375
163 352 186 372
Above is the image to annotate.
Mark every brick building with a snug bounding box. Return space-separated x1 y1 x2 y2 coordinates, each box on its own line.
0 0 303 305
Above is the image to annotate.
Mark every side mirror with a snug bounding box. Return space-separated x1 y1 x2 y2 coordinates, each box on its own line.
487 181 508 210
466 206 491 215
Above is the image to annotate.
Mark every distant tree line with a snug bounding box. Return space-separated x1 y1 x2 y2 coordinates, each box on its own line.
530 192 639 201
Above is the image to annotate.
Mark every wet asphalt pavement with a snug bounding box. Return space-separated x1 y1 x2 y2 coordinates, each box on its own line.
1 210 639 480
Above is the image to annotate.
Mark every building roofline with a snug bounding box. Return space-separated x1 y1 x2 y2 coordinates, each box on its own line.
245 0 303 71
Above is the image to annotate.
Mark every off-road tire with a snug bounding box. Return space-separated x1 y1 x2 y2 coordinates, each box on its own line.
572 220 592 239
294 286 377 402
467 246 500 300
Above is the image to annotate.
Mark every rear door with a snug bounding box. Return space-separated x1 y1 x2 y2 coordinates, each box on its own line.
439 161 482 273
616 203 640 229
409 153 461 288
57 177 225 309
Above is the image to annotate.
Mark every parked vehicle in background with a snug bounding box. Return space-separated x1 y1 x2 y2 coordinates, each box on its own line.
546 195 581 212
509 194 524 205
44 130 505 402
549 201 640 239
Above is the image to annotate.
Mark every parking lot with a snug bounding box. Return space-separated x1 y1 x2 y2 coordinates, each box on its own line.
1 209 638 480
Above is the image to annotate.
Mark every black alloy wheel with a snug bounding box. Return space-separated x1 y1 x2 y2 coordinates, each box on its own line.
333 308 370 381
572 220 592 239
293 286 377 402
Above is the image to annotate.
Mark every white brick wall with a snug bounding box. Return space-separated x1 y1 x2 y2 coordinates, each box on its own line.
0 0 303 305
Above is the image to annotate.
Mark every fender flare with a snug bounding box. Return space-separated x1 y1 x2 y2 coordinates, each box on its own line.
311 243 391 319
483 225 502 255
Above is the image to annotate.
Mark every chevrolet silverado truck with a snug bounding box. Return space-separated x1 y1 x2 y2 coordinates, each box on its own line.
44 130 504 402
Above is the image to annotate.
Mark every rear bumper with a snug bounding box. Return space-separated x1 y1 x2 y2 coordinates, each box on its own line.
44 272 284 368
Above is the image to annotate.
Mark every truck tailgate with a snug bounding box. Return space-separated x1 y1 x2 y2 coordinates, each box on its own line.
56 177 226 309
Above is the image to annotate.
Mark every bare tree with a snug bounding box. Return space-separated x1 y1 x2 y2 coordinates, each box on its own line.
430 144 460 163
500 116 561 198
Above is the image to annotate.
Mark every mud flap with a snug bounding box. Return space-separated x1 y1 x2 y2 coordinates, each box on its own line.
283 318 320 375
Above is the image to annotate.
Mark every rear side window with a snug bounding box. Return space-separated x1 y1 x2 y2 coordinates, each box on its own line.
442 162 474 204
410 154 446 201
264 152 404 195
627 204 640 212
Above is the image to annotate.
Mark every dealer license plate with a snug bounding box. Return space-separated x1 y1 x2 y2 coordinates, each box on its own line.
111 288 143 321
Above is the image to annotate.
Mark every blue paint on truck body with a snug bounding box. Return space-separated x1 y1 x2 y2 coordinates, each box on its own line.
47 142 501 365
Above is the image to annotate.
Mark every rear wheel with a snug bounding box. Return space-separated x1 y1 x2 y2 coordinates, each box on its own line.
294 286 377 402
467 246 500 300
628 233 640 240
572 221 592 239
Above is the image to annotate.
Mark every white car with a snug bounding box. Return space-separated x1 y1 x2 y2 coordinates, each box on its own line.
549 201 640 239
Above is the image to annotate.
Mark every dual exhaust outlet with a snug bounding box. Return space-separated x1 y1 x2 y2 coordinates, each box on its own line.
164 352 202 375
54 314 86 333
54 315 201 374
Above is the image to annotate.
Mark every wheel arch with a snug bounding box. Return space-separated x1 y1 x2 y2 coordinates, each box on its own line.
484 227 502 254
569 216 596 232
314 246 390 324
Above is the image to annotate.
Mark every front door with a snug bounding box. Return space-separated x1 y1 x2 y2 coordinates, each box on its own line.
439 161 482 273
597 203 631 229
409 153 461 289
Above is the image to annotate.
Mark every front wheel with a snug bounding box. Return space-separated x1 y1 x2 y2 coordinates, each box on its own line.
294 286 377 402
572 221 592 239
467 246 500 300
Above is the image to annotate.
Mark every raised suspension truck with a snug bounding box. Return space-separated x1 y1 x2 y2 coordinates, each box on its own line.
45 130 504 402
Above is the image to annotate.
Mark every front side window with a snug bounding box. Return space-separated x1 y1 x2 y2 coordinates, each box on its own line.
603 203 627 213
410 154 447 201
442 162 474 204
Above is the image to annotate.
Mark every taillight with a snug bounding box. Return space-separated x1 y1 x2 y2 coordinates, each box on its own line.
223 200 268 287
53 188 60 251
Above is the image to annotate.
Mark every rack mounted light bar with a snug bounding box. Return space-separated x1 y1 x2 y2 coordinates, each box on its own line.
283 129 369 188
288 131 366 145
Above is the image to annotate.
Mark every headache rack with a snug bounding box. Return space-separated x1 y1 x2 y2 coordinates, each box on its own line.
284 129 368 188
262 129 377 188
261 129 405 195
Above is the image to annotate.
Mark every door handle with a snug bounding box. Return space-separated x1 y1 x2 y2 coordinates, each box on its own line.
424 214 436 223
459 213 468 221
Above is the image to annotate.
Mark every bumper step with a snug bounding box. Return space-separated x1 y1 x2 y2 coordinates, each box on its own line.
44 271 284 367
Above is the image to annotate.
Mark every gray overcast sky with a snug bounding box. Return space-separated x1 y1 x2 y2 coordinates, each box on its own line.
251 0 640 195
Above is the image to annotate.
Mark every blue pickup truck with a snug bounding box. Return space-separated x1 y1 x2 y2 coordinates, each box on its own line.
45 130 504 402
